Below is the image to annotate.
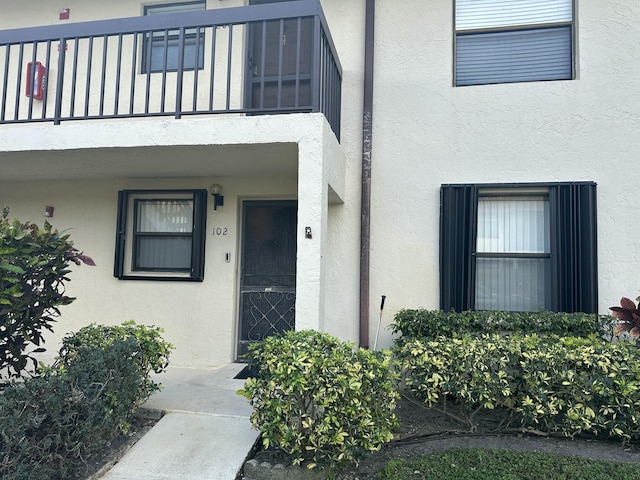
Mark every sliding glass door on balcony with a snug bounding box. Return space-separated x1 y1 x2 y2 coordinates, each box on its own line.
247 0 313 111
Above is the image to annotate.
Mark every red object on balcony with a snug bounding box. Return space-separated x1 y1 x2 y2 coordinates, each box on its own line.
25 61 46 100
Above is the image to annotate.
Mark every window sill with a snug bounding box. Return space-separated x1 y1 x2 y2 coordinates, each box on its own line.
117 274 203 282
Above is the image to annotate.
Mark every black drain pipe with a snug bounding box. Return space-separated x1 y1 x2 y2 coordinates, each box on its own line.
360 0 375 348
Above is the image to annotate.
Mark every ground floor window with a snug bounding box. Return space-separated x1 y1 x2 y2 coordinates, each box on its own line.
440 182 597 313
114 189 207 281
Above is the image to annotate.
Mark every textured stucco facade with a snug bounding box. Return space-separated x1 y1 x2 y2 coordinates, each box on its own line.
1 0 639 366
367 0 640 347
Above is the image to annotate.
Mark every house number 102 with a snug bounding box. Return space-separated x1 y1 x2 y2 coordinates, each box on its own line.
213 227 228 236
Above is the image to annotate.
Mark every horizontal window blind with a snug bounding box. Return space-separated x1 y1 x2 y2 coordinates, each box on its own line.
456 0 573 31
456 26 572 85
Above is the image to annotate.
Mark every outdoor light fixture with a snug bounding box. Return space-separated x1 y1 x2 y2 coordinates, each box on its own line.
209 184 224 210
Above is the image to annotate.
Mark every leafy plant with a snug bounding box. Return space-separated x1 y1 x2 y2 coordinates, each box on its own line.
0 209 95 380
610 296 640 336
58 321 174 405
391 309 612 342
395 333 640 440
0 321 173 479
237 330 399 469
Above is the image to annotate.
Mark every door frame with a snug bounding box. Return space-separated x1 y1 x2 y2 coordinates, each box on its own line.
235 198 298 360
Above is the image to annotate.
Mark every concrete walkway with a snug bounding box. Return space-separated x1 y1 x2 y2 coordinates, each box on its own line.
99 364 259 480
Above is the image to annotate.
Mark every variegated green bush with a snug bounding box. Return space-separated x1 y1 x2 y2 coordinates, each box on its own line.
237 330 399 468
395 333 640 441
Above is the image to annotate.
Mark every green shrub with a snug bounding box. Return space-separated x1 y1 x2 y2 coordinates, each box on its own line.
58 320 173 402
237 330 399 468
395 333 640 440
0 321 173 479
0 209 94 380
391 309 612 341
395 334 520 429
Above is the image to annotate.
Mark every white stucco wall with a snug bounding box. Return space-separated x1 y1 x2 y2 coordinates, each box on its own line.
0 0 245 29
369 0 640 348
1 176 296 367
320 0 365 344
0 112 349 367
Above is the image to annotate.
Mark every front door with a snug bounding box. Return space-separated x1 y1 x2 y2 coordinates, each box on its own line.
247 0 313 110
237 200 297 359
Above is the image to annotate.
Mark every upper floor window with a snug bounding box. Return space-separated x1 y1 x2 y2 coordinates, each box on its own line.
142 1 206 73
455 0 574 86
114 190 207 281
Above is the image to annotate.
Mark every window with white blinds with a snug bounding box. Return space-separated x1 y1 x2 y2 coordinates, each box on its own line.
134 199 194 270
440 182 598 314
455 0 574 86
475 195 551 312
114 190 207 281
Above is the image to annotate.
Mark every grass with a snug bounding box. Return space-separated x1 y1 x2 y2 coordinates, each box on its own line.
378 448 640 480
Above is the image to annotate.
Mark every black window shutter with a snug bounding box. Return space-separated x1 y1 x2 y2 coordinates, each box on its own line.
549 182 598 313
191 189 208 281
440 185 478 312
114 190 128 278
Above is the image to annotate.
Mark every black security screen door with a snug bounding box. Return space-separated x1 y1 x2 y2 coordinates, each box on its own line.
238 200 297 359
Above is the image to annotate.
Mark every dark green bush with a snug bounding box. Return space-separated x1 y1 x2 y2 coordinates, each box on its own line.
394 333 640 441
237 330 399 468
0 322 173 479
58 320 173 403
0 209 94 380
391 309 612 341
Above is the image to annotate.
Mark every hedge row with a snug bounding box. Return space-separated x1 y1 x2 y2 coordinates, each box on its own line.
394 333 640 440
391 309 613 340
0 322 172 480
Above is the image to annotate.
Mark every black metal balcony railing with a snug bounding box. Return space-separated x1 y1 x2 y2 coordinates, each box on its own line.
0 0 341 139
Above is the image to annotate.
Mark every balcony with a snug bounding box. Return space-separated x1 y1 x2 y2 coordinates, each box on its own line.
0 0 341 139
